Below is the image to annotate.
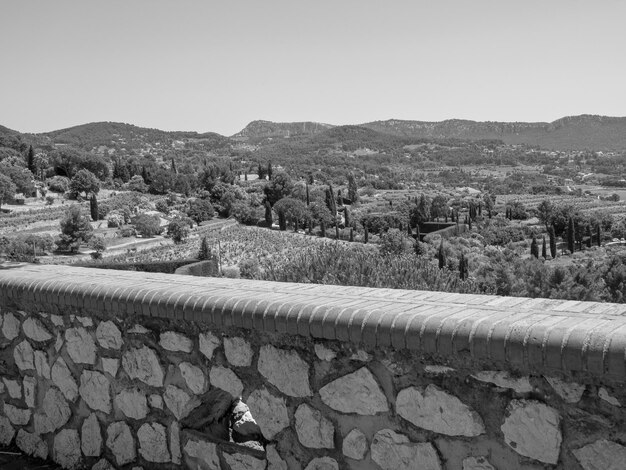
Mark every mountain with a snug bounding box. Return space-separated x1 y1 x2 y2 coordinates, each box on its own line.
232 120 334 140
360 115 626 151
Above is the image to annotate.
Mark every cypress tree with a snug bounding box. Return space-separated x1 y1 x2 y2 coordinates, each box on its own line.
26 145 35 175
305 182 310 206
344 207 350 227
416 224 421 242
90 195 98 221
321 220 326 237
530 236 539 258
264 200 273 228
198 236 211 260
347 172 358 204
468 217 472 231
349 227 354 242
542 235 547 259
407 222 412 237
549 226 557 259
596 224 601 247
294 220 299 233
171 157 177 174
478 202 482 217
335 224 339 240
364 225 368 244
267 161 273 180
438 239 446 269
586 224 592 248
567 217 575 253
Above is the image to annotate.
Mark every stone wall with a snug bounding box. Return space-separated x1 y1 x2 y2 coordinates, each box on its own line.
0 265 625 470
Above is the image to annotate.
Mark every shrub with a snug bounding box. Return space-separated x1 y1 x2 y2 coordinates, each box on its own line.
134 214 162 237
45 195 55 205
186 199 215 224
167 217 192 244
117 225 136 238
48 176 70 193
89 236 106 260
55 205 94 252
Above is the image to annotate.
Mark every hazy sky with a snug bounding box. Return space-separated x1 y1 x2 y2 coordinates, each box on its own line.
1 0 625 135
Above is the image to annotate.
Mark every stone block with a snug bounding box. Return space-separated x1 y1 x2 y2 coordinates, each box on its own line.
2 312 20 340
314 344 337 361
209 366 243 398
14 340 35 371
3 378 21 399
183 437 220 469
53 429 81 469
231 400 261 440
0 416 15 445
96 321 123 350
573 439 626 470
106 421 136 466
224 336 253 367
122 345 164 387
462 456 495 470
34 387 71 434
319 367 388 415
164 385 200 420
545 376 585 403
51 357 78 401
170 422 181 465
599 387 621 406
224 452 266 470
342 429 368 460
23 317 52 342
149 394 164 409
246 388 289 440
471 371 532 393
258 345 311 397
138 423 171 462
295 403 334 449
16 429 48 460
4 403 31 426
81 413 102 457
179 362 207 395
34 350 51 379
91 459 115 470
114 388 148 420
23 375 36 408
304 457 339 470
199 331 220 360
80 370 111 413
65 327 97 364
160 331 193 353
266 445 287 470
371 429 441 470
101 358 119 377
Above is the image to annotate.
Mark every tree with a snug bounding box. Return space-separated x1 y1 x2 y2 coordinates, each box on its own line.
483 193 494 218
33 152 49 180
542 236 547 259
459 253 469 280
187 199 215 224
167 217 191 244
55 206 93 252
548 226 557 259
70 169 100 198
198 236 211 260
274 197 307 230
530 236 539 259
537 200 554 229
127 175 148 193
26 145 35 175
430 195 448 221
586 224 592 248
264 200 273 227
267 161 273 180
347 172 358 204
90 194 99 221
0 174 16 208
597 224 602 247
88 236 106 260
567 217 575 253
264 171 293 206
0 161 36 196
438 239 446 269
135 214 162 237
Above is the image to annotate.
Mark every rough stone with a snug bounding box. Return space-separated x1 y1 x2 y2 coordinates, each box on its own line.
199 331 220 359
258 345 311 397
91 459 114 470
424 365 456 375
3 378 21 399
462 456 496 470
224 452 266 470
34 388 71 434
246 388 290 440
23 317 53 342
304 457 340 470
342 428 368 460
501 399 562 464
170 422 181 465
319 367 388 415
371 429 441 470
138 423 170 463
23 375 36 408
81 413 102 457
183 438 220 469
295 404 334 449
80 370 111 413
266 444 287 470
314 344 337 361
65 327 97 364
96 321 123 350
545 376 585 403
4 403 31 426
0 416 15 445
231 400 261 438
179 362 207 394
599 387 621 406
114 388 148 420
149 394 163 409
2 312 20 340
76 316 94 327
53 429 81 469
472 371 532 393
224 336 254 367
55 332 63 352
164 385 200 420
573 439 626 470
350 350 372 362
106 421 136 466
128 324 150 334
101 358 119 377
51 357 78 401
160 331 193 353
209 366 243 398
16 429 48 460
34 350 50 379
14 340 35 371
122 346 164 387
396 384 485 436
50 315 64 327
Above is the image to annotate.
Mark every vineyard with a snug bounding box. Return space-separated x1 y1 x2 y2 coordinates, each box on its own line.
496 194 626 217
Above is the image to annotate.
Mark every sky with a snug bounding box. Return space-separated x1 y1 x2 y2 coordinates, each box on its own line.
1 0 625 136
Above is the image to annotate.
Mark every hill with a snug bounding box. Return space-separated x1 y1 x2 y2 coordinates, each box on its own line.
232 120 334 140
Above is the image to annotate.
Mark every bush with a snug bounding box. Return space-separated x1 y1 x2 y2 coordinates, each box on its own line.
134 214 163 237
48 176 70 193
221 266 240 278
45 196 55 205
167 217 192 244
117 225 136 238
231 201 261 225
186 199 215 224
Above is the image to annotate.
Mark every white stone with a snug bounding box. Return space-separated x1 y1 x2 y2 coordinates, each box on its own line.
96 321 123 350
16 429 48 459
599 387 621 406
545 376 585 403
462 456 495 470
14 340 35 371
122 346 164 387
295 404 334 449
314 344 337 361
396 385 485 436
342 429 367 460
224 336 253 367
246 388 290 439
266 445 287 470
102 358 119 377
179 362 207 395
231 400 260 438
23 317 52 342
81 413 102 457
320 367 388 415
80 370 111 413
209 366 243 398
0 416 15 445
55 332 63 352
107 421 136 466
65 327 97 364
501 399 562 464
23 376 36 407
92 459 114 470
4 403 31 426
199 331 220 359
164 385 200 420
51 357 78 401
34 350 51 379
114 388 148 420
183 439 220 469
424 365 456 375
304 457 340 470
573 439 626 470
258 345 311 397
2 312 20 340
472 371 532 393
53 429 81 469
149 394 163 409
138 423 170 463
50 314 64 327
224 452 266 470
371 429 442 470
350 350 372 362
3 378 21 399
76 316 93 327
128 324 150 334
159 331 193 353
170 421 181 465
34 387 71 434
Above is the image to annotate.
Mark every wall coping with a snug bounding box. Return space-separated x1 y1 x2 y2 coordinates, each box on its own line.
2 264 626 381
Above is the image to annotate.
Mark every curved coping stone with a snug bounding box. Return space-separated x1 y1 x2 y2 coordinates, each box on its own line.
2 264 626 381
